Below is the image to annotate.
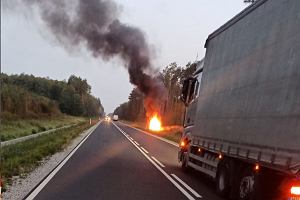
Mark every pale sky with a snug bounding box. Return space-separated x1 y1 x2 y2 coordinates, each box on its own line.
1 0 248 113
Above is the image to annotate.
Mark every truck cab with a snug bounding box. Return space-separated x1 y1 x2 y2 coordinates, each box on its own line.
179 61 203 162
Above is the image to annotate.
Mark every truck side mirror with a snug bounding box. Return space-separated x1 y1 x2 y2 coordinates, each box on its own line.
181 79 190 105
181 77 197 106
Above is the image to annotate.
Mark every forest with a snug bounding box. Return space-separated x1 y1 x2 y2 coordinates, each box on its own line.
114 61 200 125
1 73 104 119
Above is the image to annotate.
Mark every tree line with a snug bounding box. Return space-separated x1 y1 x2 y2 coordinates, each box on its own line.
1 73 104 119
113 61 199 125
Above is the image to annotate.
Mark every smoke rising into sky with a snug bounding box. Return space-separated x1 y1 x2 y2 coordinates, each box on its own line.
7 0 166 112
2 0 247 112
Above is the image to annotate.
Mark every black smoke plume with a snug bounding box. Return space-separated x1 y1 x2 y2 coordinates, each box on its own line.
15 0 166 113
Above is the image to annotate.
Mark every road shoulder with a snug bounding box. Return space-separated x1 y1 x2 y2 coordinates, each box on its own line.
2 122 100 200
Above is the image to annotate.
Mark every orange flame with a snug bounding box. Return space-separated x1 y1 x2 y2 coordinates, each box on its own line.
149 114 162 131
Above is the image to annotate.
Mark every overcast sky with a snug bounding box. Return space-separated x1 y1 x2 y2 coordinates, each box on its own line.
1 0 248 113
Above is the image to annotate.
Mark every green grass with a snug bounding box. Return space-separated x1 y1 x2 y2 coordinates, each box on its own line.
122 120 182 143
159 129 182 143
0 121 93 189
0 115 86 141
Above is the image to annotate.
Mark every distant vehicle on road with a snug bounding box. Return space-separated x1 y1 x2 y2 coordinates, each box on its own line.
113 115 119 121
105 116 111 121
179 0 300 199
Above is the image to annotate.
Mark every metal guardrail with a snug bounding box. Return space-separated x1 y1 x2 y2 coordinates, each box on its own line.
1 124 76 147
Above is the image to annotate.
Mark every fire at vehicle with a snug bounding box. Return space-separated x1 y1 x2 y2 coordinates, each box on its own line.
148 113 162 131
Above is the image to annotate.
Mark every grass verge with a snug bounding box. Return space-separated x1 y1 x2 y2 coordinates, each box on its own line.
121 120 182 143
0 115 86 141
0 120 94 190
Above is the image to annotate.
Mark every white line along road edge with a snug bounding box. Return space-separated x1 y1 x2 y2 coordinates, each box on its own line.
118 121 179 147
171 174 202 198
151 156 165 168
112 122 199 200
25 121 101 200
140 147 149 154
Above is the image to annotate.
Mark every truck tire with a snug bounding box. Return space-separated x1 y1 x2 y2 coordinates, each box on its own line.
216 162 230 197
238 168 255 200
181 152 190 172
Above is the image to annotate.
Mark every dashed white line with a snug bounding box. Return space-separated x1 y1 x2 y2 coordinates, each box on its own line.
171 174 202 198
112 122 195 200
134 141 140 146
151 156 165 168
140 147 149 154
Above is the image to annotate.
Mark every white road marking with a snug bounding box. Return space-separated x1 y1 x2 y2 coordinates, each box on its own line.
134 141 140 146
25 121 101 200
119 122 179 147
140 147 149 154
171 174 202 198
151 156 165 168
112 122 196 200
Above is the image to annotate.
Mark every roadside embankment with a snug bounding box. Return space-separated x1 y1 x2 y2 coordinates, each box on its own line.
0 115 85 142
1 119 98 196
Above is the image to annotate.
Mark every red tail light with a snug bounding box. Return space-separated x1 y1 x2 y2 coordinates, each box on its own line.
283 179 300 199
291 186 300 196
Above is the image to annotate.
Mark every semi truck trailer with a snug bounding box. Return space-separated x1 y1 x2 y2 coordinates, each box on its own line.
179 0 300 199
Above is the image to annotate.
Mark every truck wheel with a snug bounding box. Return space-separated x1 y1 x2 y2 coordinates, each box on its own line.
181 152 190 172
238 169 255 200
216 163 230 197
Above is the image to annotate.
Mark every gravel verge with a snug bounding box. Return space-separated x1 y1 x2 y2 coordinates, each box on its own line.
2 123 99 200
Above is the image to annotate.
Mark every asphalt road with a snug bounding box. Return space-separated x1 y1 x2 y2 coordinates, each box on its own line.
31 121 225 200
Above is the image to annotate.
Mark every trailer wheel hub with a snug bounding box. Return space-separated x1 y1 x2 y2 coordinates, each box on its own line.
239 176 254 199
218 172 226 191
